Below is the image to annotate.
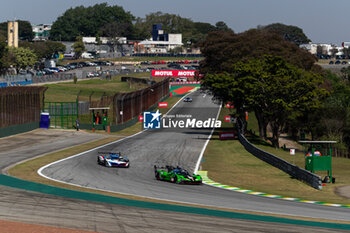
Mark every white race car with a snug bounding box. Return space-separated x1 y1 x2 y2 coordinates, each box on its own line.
97 152 129 168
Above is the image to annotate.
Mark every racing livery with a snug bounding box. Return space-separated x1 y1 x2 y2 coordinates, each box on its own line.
184 97 192 102
154 165 202 184
97 152 129 168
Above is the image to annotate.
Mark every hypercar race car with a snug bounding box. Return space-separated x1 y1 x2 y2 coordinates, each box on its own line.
154 165 202 184
184 97 192 102
97 152 129 168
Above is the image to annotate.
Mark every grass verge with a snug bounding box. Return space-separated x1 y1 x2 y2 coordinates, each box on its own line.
202 107 350 205
44 73 151 102
8 95 183 201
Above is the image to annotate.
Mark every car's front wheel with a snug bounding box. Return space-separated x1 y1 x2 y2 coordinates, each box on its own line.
155 172 160 180
174 176 181 184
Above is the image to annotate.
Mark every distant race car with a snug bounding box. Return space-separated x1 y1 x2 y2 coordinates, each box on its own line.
154 165 202 184
97 152 129 167
184 97 192 102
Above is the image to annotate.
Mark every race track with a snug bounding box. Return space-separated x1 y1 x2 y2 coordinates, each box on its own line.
40 91 350 222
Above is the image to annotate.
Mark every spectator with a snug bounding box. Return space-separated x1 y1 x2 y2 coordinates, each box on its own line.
96 112 100 124
76 118 80 131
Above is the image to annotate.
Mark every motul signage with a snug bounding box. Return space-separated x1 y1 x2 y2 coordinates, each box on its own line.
152 70 198 77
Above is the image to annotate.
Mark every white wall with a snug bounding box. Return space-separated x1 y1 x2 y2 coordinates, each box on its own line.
168 34 182 44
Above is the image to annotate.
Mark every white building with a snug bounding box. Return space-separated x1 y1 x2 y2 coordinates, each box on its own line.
82 37 127 44
32 24 51 41
300 43 342 56
137 34 183 53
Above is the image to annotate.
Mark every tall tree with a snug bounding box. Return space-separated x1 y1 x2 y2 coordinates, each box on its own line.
0 35 8 73
72 36 85 59
199 29 317 74
133 12 227 44
260 23 311 45
50 3 134 41
215 21 233 32
8 47 37 71
201 55 327 147
20 41 66 59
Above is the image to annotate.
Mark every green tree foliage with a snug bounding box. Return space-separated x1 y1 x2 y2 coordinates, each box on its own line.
201 55 327 148
133 12 229 44
72 36 86 59
288 70 350 155
259 23 311 45
50 3 134 41
0 20 34 41
215 21 233 32
8 47 37 71
100 21 133 38
322 71 350 146
0 35 8 73
19 41 66 59
199 29 317 74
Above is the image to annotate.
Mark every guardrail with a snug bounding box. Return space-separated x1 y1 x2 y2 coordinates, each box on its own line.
236 118 322 190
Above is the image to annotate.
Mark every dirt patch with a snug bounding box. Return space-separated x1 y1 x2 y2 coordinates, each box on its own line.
0 219 96 233
335 185 350 200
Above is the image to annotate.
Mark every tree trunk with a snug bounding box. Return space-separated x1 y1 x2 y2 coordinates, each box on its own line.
271 122 280 148
254 109 268 139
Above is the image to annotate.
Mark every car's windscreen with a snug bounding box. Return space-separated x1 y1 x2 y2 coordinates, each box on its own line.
175 170 190 176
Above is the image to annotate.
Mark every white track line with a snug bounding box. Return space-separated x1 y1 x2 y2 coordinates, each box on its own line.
194 104 222 174
38 92 193 181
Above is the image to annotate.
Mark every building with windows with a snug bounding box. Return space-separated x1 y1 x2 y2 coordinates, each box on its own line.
300 42 343 57
32 24 51 41
135 24 183 53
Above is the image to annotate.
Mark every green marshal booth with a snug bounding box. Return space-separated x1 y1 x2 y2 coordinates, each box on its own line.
299 141 337 184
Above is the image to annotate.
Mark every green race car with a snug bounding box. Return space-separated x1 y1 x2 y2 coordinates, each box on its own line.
154 165 202 184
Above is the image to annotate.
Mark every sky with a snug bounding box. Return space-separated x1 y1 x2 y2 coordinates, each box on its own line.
0 0 348 45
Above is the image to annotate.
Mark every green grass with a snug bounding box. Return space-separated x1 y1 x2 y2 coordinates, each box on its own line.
44 73 150 102
8 95 186 204
202 107 350 205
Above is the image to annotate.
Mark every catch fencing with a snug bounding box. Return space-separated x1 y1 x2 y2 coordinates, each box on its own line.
32 73 75 83
0 86 47 128
114 77 169 125
0 74 33 87
81 78 170 131
44 101 78 129
236 118 322 190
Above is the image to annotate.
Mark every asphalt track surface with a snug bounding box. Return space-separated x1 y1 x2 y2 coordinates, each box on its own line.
3 185 348 233
40 91 350 223
0 129 108 173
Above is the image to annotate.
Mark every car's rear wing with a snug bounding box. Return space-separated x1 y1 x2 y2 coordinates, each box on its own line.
154 165 176 173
